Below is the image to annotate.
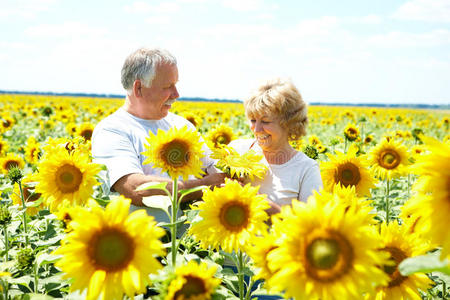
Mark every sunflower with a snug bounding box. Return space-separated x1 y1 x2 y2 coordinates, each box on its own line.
24 137 41 165
142 126 205 181
267 191 389 300
316 143 327 153
308 134 321 146
181 112 203 128
76 122 95 141
211 145 267 181
42 136 91 157
54 205 75 232
247 232 279 285
0 136 9 156
0 153 25 174
205 124 235 149
321 145 376 197
344 123 360 141
35 147 101 211
366 222 433 300
368 138 410 180
66 122 78 136
53 196 165 300
0 114 15 133
189 179 269 253
402 136 450 258
364 134 374 144
165 260 221 300
11 173 44 216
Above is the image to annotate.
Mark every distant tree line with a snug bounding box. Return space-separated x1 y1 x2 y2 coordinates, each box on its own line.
0 90 448 109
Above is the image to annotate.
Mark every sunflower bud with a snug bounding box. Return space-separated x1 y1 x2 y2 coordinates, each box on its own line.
0 205 12 225
411 128 423 143
7 167 23 184
16 247 35 271
303 145 319 160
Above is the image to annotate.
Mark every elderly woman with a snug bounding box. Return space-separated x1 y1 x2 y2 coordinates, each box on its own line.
230 78 322 215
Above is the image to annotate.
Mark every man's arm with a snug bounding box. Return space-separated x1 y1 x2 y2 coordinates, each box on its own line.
113 172 226 206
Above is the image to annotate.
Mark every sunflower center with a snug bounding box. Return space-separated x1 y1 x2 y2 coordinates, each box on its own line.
161 140 190 168
304 230 354 282
219 201 249 232
334 162 361 187
2 120 11 128
187 117 197 126
381 246 408 287
55 164 83 193
5 160 19 170
81 129 93 141
215 135 230 146
174 275 207 298
379 150 401 169
88 227 135 272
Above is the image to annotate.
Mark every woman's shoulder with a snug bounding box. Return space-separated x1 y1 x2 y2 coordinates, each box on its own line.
291 151 319 168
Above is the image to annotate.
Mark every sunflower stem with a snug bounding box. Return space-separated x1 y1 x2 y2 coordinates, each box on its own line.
18 181 29 246
34 261 38 292
385 179 390 224
244 275 255 300
171 178 178 266
3 223 8 261
237 250 245 300
344 138 348 153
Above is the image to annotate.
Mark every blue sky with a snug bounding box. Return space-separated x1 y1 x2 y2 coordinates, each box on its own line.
1 0 450 104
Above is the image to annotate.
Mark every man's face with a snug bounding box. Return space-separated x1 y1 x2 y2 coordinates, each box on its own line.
139 63 179 120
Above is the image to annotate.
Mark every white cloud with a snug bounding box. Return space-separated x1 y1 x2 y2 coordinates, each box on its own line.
25 22 109 38
393 0 450 22
0 0 58 19
124 1 180 14
367 29 450 48
347 14 383 24
220 0 265 12
145 16 173 25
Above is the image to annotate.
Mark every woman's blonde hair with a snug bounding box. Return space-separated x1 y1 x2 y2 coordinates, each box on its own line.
244 78 308 140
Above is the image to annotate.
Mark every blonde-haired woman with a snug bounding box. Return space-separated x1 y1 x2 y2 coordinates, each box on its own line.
230 78 322 215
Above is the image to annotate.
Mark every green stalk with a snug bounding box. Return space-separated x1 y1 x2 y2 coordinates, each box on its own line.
244 276 255 300
34 262 38 292
344 138 348 153
238 250 244 300
171 178 178 266
1 280 8 300
3 224 8 261
18 181 29 246
385 179 390 224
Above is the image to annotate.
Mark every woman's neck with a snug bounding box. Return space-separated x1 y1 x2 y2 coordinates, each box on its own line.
262 145 297 165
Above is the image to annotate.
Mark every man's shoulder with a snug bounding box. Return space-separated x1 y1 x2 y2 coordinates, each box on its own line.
96 108 127 126
165 112 194 129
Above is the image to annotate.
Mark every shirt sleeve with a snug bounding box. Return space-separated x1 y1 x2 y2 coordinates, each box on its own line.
92 126 144 190
298 161 323 202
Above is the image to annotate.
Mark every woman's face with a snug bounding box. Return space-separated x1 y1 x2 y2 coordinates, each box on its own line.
249 115 290 152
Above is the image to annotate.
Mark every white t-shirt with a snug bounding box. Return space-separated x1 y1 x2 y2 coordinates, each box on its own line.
229 139 323 206
91 107 217 225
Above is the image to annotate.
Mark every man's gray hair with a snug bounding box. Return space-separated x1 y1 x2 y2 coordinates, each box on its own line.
121 47 177 94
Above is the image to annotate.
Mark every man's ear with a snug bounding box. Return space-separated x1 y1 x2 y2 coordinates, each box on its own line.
133 80 142 97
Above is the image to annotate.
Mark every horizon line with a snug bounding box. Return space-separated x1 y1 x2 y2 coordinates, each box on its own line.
0 89 448 109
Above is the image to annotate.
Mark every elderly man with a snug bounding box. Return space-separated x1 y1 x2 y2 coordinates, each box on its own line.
92 47 224 218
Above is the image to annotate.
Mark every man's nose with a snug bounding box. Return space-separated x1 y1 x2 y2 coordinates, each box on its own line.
172 87 179 99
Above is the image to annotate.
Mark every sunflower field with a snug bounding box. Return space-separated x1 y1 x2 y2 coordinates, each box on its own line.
0 93 449 300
